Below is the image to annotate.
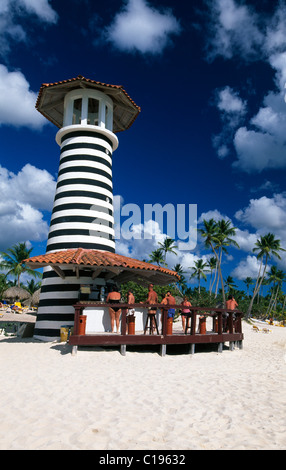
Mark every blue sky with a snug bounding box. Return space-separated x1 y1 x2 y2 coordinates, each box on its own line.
0 0 286 292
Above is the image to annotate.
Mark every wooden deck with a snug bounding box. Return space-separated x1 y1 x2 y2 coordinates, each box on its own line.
69 302 244 356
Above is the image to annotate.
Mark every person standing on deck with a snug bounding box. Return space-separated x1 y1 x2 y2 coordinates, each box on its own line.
166 291 176 321
107 286 121 333
225 295 238 332
180 295 192 332
146 284 158 332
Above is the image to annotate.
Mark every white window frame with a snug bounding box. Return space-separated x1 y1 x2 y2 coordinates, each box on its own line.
63 88 113 130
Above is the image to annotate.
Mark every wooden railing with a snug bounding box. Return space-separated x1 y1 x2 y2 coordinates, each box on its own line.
73 302 243 336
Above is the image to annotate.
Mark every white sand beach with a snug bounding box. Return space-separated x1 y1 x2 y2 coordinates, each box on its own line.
0 320 285 450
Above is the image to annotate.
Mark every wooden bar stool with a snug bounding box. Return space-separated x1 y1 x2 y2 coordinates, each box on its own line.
144 312 159 335
184 314 192 334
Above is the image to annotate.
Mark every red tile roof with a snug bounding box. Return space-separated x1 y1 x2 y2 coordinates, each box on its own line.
36 75 141 112
24 249 179 282
35 75 141 132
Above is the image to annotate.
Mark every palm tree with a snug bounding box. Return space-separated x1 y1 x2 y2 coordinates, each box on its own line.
208 256 217 295
224 275 237 293
243 277 253 298
266 266 280 314
190 259 209 294
0 242 41 287
266 268 285 317
173 263 187 295
272 270 285 313
0 273 9 298
246 233 285 318
158 237 177 264
26 278 42 295
149 249 165 267
214 219 239 304
199 218 239 305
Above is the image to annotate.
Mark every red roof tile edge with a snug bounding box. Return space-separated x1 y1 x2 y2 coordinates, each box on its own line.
35 75 141 112
23 249 179 280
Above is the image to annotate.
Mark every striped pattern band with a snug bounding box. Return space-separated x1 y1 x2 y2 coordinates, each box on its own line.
34 266 105 340
46 128 116 253
34 126 118 340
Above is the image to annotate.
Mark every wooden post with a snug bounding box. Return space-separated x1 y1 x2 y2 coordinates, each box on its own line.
121 308 127 336
120 344 126 356
212 315 216 332
73 304 82 335
160 344 166 357
228 312 234 334
162 308 168 336
191 310 196 336
236 313 242 333
217 311 223 334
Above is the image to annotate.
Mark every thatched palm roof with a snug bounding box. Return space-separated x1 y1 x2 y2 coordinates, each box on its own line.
3 287 31 301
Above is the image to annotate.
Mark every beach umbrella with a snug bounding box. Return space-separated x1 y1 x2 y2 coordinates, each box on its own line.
30 288 41 306
3 286 31 302
23 289 41 307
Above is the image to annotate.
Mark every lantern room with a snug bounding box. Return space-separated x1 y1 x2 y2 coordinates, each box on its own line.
63 88 113 130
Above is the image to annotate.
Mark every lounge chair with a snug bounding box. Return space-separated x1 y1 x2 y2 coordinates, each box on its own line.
252 325 260 332
262 328 272 334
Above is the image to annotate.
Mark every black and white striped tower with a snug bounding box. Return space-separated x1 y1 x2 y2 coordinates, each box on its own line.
33 76 140 341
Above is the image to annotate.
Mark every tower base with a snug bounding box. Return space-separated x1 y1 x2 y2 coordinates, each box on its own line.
34 266 110 341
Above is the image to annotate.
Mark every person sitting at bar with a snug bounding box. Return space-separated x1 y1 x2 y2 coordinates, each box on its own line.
225 295 238 332
146 284 158 333
180 295 192 332
127 289 135 305
166 291 176 319
106 286 121 333
127 289 135 315
160 293 168 327
226 294 238 310
126 289 135 334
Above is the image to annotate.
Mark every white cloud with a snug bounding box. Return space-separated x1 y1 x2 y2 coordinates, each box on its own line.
235 193 286 269
0 163 56 250
0 163 56 210
198 209 230 223
0 0 58 55
204 1 286 173
232 88 286 173
213 86 247 159
233 125 286 173
250 180 281 194
116 218 166 260
105 0 181 54
19 0 58 23
233 228 257 252
265 4 286 56
114 198 211 277
217 86 247 115
115 218 207 278
0 64 46 129
0 201 49 250
204 0 263 61
231 255 269 280
251 92 286 140
235 194 286 233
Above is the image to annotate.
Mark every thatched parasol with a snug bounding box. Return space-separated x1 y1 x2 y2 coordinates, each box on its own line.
30 288 41 306
3 286 31 302
22 288 41 307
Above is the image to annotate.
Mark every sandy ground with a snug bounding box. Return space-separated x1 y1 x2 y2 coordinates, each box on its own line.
0 320 285 450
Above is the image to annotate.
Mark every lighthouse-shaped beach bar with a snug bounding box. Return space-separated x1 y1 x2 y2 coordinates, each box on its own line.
26 75 179 342
25 75 244 354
